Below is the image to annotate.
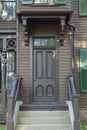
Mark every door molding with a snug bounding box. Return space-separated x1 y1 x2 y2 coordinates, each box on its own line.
30 34 59 104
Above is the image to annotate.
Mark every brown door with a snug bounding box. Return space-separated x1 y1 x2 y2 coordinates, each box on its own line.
33 38 56 102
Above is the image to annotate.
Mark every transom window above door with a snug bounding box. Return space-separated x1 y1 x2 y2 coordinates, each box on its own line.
22 0 66 5
34 37 55 47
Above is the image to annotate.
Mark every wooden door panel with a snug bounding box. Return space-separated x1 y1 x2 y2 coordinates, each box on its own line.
46 51 53 79
46 85 54 97
36 85 44 97
34 49 56 102
35 51 43 79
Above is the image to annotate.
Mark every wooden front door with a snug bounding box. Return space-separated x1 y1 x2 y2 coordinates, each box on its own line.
33 37 56 102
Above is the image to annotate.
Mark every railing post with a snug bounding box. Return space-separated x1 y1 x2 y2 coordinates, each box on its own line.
7 95 14 130
73 97 80 130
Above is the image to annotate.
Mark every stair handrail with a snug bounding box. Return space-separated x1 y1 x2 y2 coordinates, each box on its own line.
7 75 22 130
67 75 80 130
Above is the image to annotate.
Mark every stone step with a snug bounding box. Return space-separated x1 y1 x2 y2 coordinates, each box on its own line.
18 111 69 118
15 124 72 130
17 117 71 124
20 103 68 110
16 110 72 130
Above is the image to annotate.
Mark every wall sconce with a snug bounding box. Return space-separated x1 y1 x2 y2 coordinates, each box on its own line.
59 31 65 46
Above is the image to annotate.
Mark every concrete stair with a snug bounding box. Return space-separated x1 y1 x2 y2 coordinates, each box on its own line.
15 110 72 130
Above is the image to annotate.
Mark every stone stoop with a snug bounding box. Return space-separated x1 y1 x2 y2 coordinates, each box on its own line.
15 111 72 130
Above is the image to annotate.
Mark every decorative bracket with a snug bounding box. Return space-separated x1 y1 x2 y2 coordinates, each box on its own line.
59 17 66 46
60 16 66 32
22 17 29 46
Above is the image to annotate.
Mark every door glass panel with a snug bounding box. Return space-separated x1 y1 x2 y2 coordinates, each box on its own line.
34 38 55 47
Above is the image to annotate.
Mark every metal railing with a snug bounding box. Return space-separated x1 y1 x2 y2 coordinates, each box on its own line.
7 75 22 130
67 76 80 130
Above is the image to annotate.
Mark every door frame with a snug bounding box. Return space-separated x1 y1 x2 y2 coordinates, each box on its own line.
30 34 59 104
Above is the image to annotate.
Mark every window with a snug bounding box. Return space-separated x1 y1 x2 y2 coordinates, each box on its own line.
79 0 87 16
22 0 66 5
1 0 16 20
80 48 87 92
1 38 16 94
6 51 16 93
34 38 55 47
1 51 16 94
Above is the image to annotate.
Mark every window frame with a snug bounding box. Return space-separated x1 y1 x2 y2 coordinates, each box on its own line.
79 0 87 16
1 0 16 21
80 48 87 92
6 51 16 93
0 36 17 94
33 37 56 50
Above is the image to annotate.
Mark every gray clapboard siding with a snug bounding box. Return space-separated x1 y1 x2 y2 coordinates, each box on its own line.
73 0 87 108
19 24 30 103
18 21 71 103
0 21 16 29
58 40 71 102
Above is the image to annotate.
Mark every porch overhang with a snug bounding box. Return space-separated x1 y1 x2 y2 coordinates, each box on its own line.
16 10 73 23
16 9 74 45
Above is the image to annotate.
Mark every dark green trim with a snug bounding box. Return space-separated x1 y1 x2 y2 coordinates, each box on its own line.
55 0 66 4
22 0 33 4
79 0 87 16
80 48 87 92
